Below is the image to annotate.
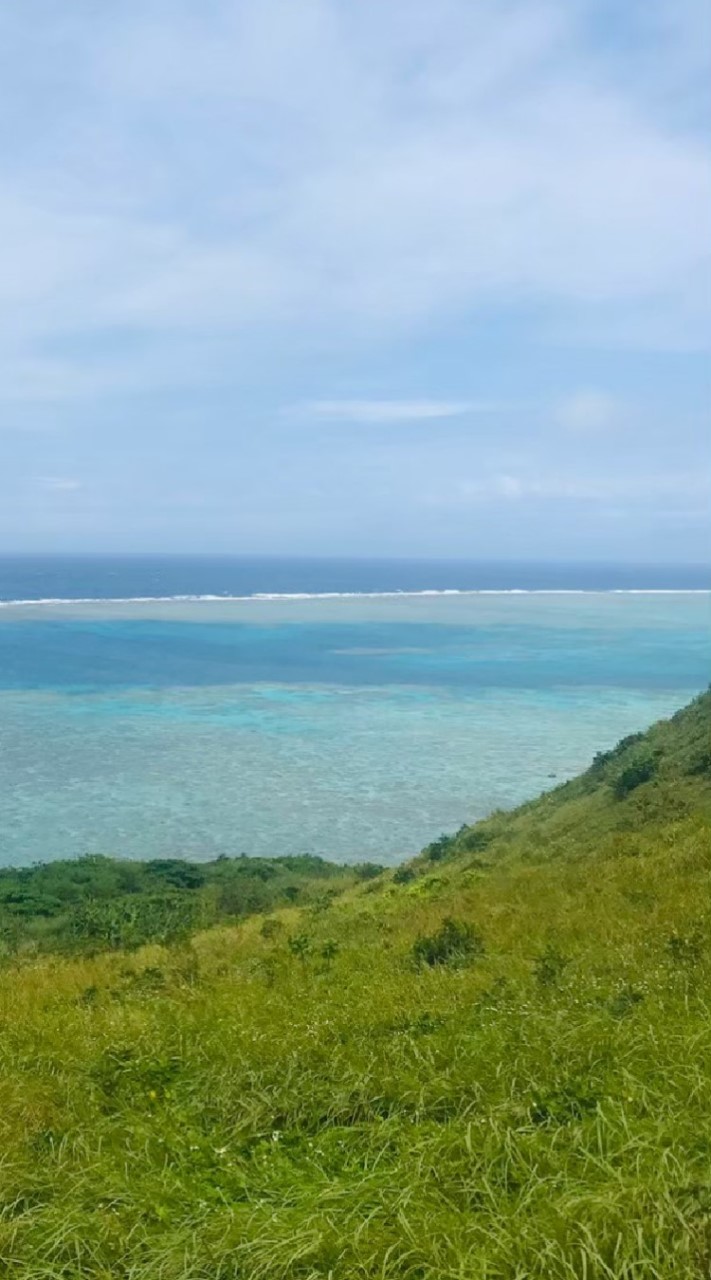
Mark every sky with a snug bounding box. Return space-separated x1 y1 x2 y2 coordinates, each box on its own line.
0 0 709 561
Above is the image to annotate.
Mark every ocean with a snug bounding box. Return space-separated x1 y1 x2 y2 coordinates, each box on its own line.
0 555 708 867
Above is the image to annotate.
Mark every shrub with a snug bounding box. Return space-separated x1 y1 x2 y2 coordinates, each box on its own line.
352 862 384 881
687 750 711 777
218 881 268 917
607 986 644 1018
309 890 338 914
260 918 283 940
530 1081 599 1126
0 890 64 918
68 893 203 952
412 917 484 968
424 834 455 863
362 877 385 895
592 731 645 770
393 865 416 885
144 859 206 890
533 944 570 987
320 940 339 965
666 927 705 964
462 828 493 853
613 753 657 799
287 933 311 961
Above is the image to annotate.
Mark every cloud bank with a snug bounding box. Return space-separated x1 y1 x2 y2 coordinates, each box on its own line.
0 0 707 556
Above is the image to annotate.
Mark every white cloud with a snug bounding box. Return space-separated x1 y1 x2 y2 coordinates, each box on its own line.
305 399 489 423
457 470 710 503
35 477 82 492
0 0 707 409
554 390 622 433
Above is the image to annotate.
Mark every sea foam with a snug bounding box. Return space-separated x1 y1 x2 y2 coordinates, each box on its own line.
0 588 707 608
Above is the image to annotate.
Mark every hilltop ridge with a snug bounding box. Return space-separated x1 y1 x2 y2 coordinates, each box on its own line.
408 684 711 871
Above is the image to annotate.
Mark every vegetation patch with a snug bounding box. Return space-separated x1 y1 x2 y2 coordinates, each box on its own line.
412 916 485 967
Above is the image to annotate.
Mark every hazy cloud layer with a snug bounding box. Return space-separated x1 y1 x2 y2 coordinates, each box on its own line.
0 0 708 556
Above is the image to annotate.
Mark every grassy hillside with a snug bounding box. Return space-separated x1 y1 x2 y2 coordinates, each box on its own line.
1 690 710 1278
412 681 711 869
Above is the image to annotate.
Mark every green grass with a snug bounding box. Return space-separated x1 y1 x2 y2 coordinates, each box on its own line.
0 691 710 1277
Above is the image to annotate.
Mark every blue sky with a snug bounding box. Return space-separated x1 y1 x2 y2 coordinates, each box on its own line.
0 0 708 560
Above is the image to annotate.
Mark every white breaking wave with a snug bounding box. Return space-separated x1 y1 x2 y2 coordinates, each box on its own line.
0 588 708 607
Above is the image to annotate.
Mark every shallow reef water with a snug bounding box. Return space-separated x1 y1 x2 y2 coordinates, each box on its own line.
0 591 707 865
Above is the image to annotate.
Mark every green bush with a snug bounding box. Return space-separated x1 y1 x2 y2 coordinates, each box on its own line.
412 917 484 968
688 750 711 777
533 943 570 987
393 865 416 884
352 862 385 881
423 834 455 863
144 859 206 889
592 731 645 771
613 753 658 799
68 893 203 951
287 932 311 961
462 828 492 852
260 918 283 940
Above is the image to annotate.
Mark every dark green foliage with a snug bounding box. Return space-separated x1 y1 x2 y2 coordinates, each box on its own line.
667 926 705 964
688 749 711 777
592 732 646 771
287 933 312 961
423 834 455 862
607 986 645 1018
260 918 284 940
320 939 339 965
461 828 493 852
530 1082 599 1126
0 890 64 918
533 944 570 987
392 865 416 884
91 1046 183 1107
309 889 339 914
352 862 384 881
412 917 484 968
0 852 361 956
144 859 206 889
613 752 658 799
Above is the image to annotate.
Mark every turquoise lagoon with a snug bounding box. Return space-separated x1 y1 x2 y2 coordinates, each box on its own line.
0 591 708 866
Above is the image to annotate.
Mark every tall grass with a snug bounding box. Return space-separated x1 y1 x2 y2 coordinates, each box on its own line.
0 692 709 1277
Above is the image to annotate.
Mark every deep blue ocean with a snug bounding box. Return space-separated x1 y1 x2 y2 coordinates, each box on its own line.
0 556 708 866
0 554 707 601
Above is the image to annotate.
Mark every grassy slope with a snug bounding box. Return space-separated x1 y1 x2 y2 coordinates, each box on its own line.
1 691 710 1278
